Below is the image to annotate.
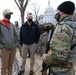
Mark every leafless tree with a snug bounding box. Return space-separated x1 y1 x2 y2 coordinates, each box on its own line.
14 0 31 23
31 1 41 24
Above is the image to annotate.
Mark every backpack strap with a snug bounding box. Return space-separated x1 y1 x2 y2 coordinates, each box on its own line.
70 43 76 50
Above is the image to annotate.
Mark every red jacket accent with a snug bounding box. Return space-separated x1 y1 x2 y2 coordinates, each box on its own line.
2 19 10 28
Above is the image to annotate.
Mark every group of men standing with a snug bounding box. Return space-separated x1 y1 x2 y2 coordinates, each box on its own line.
0 9 40 75
0 1 76 75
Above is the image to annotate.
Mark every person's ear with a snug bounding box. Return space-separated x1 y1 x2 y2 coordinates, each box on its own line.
60 11 64 15
3 14 6 17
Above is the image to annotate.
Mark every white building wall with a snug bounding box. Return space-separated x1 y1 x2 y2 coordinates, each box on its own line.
43 15 55 23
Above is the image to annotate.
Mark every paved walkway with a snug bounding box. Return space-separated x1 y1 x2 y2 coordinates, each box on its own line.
16 49 42 75
0 49 76 75
0 49 42 75
16 50 76 75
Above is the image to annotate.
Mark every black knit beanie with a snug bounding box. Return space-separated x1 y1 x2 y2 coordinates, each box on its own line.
57 1 75 15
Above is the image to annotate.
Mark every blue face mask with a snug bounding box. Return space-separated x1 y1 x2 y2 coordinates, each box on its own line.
55 13 60 21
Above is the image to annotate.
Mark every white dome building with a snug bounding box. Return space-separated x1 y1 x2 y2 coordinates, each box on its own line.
43 0 55 23
39 0 57 25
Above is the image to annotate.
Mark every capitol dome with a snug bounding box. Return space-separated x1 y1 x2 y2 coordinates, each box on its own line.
44 1 55 16
39 0 57 25
43 0 56 24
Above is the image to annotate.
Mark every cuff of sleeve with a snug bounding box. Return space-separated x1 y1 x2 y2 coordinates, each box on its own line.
0 43 4 49
44 53 58 65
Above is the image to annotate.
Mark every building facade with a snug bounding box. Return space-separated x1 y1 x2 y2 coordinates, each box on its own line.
39 0 57 25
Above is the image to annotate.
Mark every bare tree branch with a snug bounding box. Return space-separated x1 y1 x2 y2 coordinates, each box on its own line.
19 0 24 8
30 2 41 23
14 0 21 11
14 0 32 23
23 0 28 12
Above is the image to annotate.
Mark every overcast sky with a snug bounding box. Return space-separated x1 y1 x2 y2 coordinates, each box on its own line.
0 0 76 25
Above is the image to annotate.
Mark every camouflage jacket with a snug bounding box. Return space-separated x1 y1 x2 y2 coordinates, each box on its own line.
44 15 76 73
37 32 49 54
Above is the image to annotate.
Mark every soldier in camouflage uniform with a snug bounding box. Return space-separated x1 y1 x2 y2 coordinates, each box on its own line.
42 1 75 75
37 24 51 56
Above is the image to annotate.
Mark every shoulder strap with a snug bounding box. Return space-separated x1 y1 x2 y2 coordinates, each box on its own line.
70 43 76 50
45 29 53 53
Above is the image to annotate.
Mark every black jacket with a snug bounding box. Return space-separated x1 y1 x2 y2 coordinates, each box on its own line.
20 21 40 45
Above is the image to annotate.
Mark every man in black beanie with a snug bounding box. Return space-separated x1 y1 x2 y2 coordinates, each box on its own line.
42 1 76 75
55 1 75 22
